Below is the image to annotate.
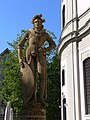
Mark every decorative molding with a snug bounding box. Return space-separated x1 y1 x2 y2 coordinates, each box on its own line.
58 7 90 56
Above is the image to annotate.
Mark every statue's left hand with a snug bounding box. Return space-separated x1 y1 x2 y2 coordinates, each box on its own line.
20 62 25 68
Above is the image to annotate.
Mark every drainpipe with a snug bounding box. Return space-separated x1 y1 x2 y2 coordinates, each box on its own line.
75 0 81 120
71 1 76 120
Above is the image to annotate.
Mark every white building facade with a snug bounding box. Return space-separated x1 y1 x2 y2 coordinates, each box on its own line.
58 0 90 120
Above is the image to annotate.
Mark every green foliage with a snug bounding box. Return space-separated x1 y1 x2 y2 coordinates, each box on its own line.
0 30 27 114
7 29 27 58
46 52 60 120
0 54 23 114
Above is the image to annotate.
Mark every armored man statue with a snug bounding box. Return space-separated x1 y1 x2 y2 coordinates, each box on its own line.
18 14 56 107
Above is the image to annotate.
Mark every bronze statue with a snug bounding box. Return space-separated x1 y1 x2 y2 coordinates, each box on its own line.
18 14 56 107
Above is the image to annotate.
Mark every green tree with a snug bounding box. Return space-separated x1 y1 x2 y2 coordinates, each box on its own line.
0 55 23 114
0 30 26 114
46 51 60 120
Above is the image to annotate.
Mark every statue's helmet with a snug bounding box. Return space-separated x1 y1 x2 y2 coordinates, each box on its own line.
32 14 45 24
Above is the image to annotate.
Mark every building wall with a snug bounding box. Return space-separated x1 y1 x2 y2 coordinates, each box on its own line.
79 34 90 120
58 0 90 120
61 0 76 26
61 43 76 120
78 0 90 15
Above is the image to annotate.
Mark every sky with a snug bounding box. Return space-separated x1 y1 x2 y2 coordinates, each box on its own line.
0 0 61 53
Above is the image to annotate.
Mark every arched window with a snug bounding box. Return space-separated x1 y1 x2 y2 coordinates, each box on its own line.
63 98 67 120
62 69 65 86
62 5 65 28
83 57 90 114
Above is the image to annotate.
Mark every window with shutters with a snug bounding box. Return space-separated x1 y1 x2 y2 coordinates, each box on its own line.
83 57 90 114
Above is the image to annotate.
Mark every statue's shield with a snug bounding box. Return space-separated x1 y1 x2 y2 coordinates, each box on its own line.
21 62 34 103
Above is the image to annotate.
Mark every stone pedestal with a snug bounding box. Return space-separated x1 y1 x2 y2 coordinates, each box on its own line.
20 103 46 120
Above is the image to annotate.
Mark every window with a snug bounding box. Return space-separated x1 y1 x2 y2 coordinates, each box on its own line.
62 5 65 28
62 69 65 86
63 98 67 120
83 57 90 114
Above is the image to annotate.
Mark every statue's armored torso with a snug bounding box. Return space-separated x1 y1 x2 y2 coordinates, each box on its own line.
26 29 49 63
28 29 47 48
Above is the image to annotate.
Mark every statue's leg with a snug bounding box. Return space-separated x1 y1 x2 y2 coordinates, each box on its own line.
39 71 45 100
37 61 48 107
29 57 37 101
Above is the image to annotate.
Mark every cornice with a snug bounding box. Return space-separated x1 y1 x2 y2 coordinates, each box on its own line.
58 7 90 56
